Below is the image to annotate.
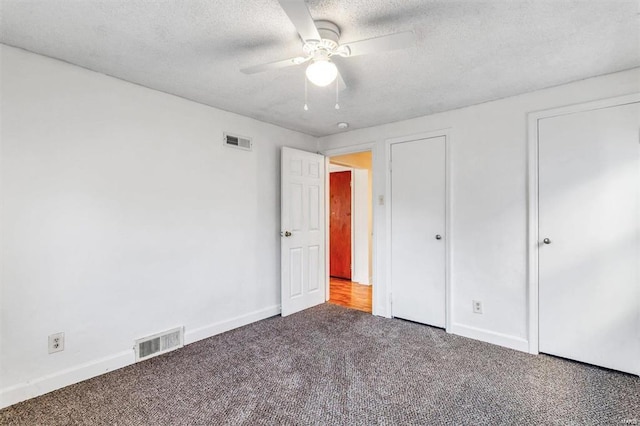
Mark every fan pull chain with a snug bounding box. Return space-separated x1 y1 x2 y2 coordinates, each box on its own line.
303 77 309 111
335 78 340 110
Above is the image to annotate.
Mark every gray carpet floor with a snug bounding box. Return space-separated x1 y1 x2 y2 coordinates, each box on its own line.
1 304 639 425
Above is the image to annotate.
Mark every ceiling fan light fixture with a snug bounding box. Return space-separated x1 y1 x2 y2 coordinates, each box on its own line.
305 58 338 87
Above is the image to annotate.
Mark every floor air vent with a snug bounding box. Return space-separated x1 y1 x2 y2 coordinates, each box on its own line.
135 327 184 361
224 132 252 151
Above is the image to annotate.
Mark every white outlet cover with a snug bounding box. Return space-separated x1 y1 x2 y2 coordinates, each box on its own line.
48 332 64 354
472 300 483 314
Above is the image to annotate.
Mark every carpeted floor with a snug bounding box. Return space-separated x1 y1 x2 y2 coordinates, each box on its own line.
1 304 638 425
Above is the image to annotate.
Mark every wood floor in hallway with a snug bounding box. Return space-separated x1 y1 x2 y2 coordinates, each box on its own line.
328 277 372 313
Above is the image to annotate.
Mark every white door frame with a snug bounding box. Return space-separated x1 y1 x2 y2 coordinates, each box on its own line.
385 129 452 332
321 143 377 312
351 168 370 285
526 92 640 355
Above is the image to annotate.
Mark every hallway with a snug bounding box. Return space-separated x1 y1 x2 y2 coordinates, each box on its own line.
328 277 372 313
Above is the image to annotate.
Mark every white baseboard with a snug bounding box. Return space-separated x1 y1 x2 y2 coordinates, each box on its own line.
449 323 529 352
351 273 370 286
0 350 134 409
184 304 281 345
0 304 281 409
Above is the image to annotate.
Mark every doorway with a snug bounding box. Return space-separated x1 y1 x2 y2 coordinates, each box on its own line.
327 151 373 313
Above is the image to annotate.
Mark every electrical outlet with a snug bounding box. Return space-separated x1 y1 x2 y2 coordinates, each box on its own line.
472 300 483 314
48 332 64 354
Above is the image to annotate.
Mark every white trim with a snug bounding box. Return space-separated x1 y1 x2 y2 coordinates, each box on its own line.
444 132 453 333
184 304 281 344
324 156 331 302
328 164 352 172
1 350 134 409
320 143 378 314
527 93 640 355
1 305 281 409
384 128 453 330
527 108 539 355
321 142 376 157
449 323 529 352
352 168 370 285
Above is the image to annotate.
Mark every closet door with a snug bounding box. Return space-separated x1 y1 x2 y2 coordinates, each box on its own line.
538 102 640 374
391 136 446 327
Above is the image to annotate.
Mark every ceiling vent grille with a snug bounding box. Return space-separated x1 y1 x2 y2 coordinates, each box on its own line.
134 327 184 362
224 132 252 151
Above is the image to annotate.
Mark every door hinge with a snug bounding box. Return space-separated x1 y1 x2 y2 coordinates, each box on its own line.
389 161 392 172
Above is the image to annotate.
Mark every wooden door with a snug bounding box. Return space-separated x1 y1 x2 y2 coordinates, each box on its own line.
281 147 326 316
538 101 639 374
330 171 352 279
391 136 446 327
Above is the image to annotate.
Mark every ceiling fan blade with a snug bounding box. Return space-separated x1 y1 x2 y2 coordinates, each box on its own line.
341 31 415 57
241 56 309 74
278 0 321 42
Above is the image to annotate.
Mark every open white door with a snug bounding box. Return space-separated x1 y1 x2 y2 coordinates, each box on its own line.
281 147 326 316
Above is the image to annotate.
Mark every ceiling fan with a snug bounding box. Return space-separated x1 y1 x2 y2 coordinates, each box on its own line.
241 0 416 89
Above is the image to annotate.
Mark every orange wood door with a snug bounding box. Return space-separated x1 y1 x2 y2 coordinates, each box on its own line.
330 171 351 279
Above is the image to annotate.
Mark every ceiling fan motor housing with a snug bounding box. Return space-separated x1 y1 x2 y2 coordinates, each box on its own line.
315 20 340 43
303 20 342 56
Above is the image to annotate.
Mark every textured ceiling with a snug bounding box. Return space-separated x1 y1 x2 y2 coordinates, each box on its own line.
1 0 638 137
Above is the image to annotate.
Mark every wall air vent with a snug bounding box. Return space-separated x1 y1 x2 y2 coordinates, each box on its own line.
224 132 252 151
134 327 184 362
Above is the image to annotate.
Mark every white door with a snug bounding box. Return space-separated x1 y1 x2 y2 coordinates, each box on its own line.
281 147 326 316
538 102 640 375
391 136 446 327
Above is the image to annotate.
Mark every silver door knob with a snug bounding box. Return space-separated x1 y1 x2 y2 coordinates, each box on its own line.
543 238 551 244
435 234 442 240
281 231 292 237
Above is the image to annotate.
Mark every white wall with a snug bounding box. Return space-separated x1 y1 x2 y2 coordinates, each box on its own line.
0 45 316 407
318 68 640 351
2 42 638 408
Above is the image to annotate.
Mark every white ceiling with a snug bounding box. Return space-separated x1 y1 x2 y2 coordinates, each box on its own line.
1 0 638 137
